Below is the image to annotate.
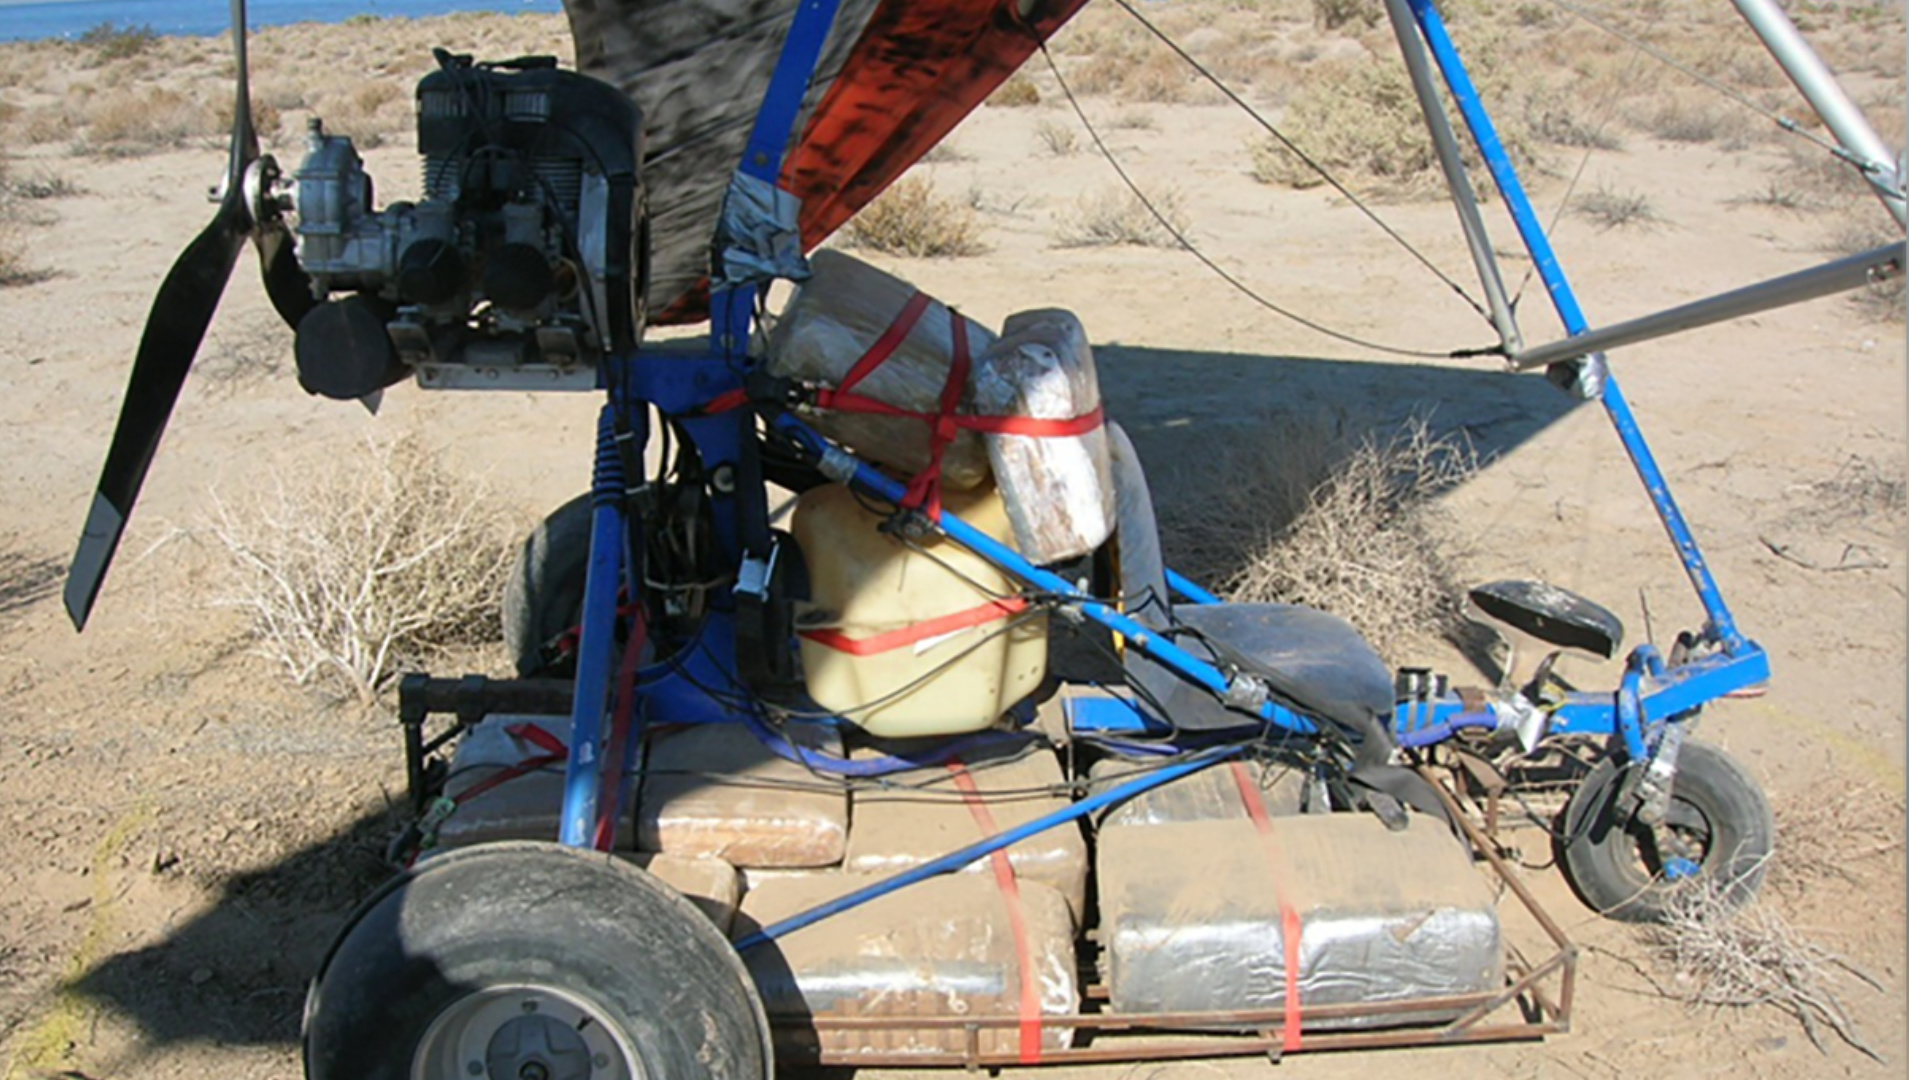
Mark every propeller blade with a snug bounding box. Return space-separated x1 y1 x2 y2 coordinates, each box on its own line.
224 0 257 195
68 0 268 631
66 209 249 631
256 218 316 328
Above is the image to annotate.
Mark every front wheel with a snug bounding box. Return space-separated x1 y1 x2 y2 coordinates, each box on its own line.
304 841 773 1080
1558 738 1773 923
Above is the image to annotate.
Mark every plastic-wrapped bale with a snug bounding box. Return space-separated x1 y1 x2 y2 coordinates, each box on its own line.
436 714 579 849
637 722 849 868
617 852 743 933
1089 756 1303 829
735 872 1078 1059
1098 814 1503 1029
843 743 1088 922
973 310 1113 564
766 250 994 488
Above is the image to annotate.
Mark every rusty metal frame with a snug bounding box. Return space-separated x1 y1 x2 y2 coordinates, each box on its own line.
766 768 1577 1068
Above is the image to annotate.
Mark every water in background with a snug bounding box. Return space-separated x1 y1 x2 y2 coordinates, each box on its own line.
0 0 566 42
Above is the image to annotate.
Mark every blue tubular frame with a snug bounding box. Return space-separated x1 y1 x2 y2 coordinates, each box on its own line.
1408 0 1751 657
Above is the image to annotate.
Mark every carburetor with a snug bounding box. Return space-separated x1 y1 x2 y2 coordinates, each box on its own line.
291 50 645 397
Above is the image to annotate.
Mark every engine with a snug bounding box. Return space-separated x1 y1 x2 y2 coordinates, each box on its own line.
291 51 645 398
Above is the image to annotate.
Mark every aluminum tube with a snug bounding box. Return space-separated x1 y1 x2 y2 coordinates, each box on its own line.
1383 0 1523 354
1730 0 1906 225
1509 242 1904 370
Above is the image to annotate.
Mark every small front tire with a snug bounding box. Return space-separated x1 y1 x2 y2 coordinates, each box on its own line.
1558 738 1773 923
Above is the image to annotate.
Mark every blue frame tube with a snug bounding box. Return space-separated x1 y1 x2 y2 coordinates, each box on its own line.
1409 0 1746 652
735 743 1245 950
559 406 628 847
773 415 1321 738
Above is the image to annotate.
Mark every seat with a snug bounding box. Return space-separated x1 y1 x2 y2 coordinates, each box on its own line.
1106 424 1395 734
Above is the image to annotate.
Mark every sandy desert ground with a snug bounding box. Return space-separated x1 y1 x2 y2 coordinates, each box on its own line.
0 2 1904 1078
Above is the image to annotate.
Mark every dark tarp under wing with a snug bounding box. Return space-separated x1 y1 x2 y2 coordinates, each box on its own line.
562 0 1090 325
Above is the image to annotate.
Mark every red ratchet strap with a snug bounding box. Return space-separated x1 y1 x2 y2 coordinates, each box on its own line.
808 292 1105 516
798 597 1028 656
452 723 569 807
948 761 1044 1064
1230 762 1304 1054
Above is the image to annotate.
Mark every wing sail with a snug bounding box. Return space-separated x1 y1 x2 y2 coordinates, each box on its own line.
563 0 1090 324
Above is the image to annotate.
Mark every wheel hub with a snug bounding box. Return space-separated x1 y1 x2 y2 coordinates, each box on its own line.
412 985 639 1080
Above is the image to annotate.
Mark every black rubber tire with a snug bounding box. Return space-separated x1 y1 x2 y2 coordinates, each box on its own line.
303 841 773 1080
1559 738 1773 923
502 494 592 677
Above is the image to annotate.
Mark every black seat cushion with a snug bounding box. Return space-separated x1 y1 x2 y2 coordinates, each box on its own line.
1127 602 1394 734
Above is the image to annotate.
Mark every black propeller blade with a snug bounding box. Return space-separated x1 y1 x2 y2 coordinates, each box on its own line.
66 0 295 630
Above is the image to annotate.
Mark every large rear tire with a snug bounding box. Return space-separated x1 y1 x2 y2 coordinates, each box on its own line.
502 494 592 677
1558 738 1773 923
304 841 772 1080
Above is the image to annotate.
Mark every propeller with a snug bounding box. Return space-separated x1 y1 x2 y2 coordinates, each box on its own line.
66 0 314 631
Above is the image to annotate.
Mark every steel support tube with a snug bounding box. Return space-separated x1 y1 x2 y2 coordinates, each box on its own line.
1383 0 1523 354
1730 0 1906 225
559 406 627 847
1509 242 1904 370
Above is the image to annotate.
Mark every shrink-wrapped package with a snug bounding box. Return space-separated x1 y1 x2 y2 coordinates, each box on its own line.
973 310 1113 564
618 852 743 933
437 714 580 849
844 744 1087 921
1089 756 1303 829
767 250 994 487
637 722 849 868
736 873 1078 1058
1098 815 1503 1027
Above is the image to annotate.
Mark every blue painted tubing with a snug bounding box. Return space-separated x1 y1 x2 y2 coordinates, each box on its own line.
738 0 844 183
739 708 1036 777
1165 568 1222 605
560 406 626 847
1409 0 1744 651
771 415 1319 737
735 744 1245 950
1395 713 1497 749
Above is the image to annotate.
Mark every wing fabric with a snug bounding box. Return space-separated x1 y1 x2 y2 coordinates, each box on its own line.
562 0 1090 324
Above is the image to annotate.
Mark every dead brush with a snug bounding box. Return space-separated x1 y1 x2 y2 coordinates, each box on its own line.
1763 783 1905 900
1161 415 1476 662
1643 872 1886 1061
207 435 517 707
1056 186 1187 248
842 176 988 258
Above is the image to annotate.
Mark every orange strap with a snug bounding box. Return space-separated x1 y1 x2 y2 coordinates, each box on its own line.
797 597 1027 656
949 761 1044 1064
1231 762 1303 1054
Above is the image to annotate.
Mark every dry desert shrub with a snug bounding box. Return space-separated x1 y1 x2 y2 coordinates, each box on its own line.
987 73 1042 107
1056 186 1188 248
1034 117 1080 156
82 87 227 152
1634 90 1752 145
1249 53 1532 195
1162 415 1476 661
208 435 516 706
1644 874 1885 1060
78 21 160 63
1574 181 1662 230
842 176 989 258
1763 782 1905 900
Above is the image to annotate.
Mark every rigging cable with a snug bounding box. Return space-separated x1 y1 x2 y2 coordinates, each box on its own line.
1041 44 1473 361
1104 0 1495 323
1536 0 1894 187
